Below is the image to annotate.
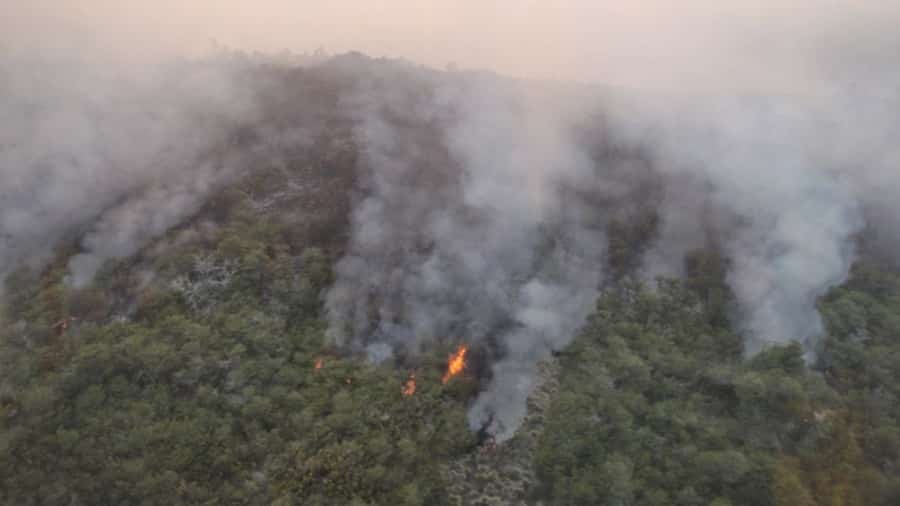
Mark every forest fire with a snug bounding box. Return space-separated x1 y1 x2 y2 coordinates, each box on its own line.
402 371 416 396
441 345 468 384
314 358 324 370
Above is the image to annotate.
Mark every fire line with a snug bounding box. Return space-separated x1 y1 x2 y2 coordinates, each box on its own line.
402 371 416 396
441 345 468 384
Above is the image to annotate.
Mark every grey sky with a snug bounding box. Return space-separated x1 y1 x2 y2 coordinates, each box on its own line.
7 1 900 92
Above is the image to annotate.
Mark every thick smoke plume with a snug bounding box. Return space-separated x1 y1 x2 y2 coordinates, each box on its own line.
629 97 865 356
0 53 259 287
327 62 900 437
6 2 900 441
326 66 611 440
623 79 900 357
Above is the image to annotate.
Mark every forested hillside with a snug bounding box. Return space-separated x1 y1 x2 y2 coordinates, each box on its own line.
536 262 900 505
1 56 900 506
0 160 477 504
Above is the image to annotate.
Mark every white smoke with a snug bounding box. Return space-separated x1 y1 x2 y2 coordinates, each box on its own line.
329 53 900 438
0 52 259 287
325 66 610 440
5 0 900 443
629 86 900 357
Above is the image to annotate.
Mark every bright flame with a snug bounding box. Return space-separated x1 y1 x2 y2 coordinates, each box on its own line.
441 345 468 384
314 358 324 370
402 371 416 396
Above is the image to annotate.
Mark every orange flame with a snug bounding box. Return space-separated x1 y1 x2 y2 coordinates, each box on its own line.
314 358 324 370
402 371 417 396
442 345 468 384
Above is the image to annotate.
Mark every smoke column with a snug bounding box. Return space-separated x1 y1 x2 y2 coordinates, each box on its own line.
6 1 900 441
326 66 611 440
329 55 900 435
0 52 260 287
629 96 864 356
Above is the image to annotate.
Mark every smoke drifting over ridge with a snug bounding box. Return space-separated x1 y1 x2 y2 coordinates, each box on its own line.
9 2 900 92
636 98 865 357
623 86 900 356
325 67 614 439
5 2 900 439
0 55 260 286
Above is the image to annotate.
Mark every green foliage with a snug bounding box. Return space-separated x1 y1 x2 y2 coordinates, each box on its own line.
0 182 471 506
535 260 900 506
4 152 900 505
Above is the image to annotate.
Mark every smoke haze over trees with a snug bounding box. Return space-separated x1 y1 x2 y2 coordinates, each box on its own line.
2 2 900 505
4 39 900 439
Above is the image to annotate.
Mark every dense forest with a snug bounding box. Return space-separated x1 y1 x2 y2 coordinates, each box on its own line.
1 55 899 505
536 262 900 505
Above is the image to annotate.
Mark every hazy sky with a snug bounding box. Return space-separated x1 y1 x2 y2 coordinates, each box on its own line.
7 1 900 91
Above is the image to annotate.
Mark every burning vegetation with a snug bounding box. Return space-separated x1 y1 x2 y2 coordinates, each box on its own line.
402 371 416 397
5 47 900 506
441 345 468 384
